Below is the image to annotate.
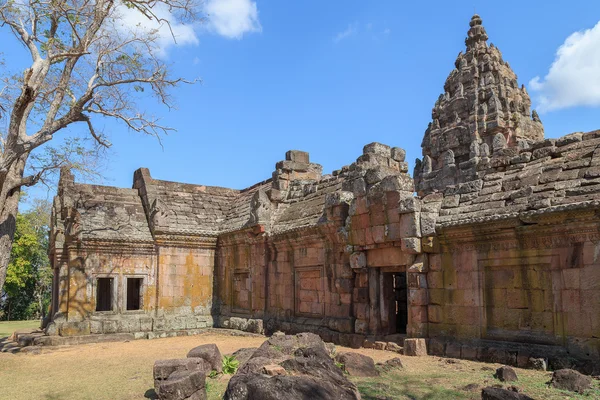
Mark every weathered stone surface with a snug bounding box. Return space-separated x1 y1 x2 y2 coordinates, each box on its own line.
187 344 222 372
224 333 360 400
335 352 379 377
262 364 286 376
230 348 257 369
526 357 547 371
46 14 600 376
377 357 404 371
403 338 427 356
153 359 209 400
481 387 534 400
494 366 518 382
550 369 592 394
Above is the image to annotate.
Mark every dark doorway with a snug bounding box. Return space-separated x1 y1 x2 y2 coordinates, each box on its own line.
96 278 113 311
382 272 408 334
127 278 143 310
394 272 408 334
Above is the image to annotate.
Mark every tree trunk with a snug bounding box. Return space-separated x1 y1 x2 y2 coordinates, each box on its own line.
0 158 27 295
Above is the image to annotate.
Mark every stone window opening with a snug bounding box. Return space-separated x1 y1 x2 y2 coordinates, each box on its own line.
126 277 143 311
96 277 114 312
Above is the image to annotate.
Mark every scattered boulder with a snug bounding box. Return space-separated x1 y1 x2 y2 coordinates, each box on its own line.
224 332 360 400
462 383 479 392
187 344 222 372
230 348 257 368
373 341 387 350
158 370 206 400
494 366 518 382
335 352 379 377
153 358 210 400
550 369 592 394
385 342 402 353
403 338 427 356
377 357 404 372
481 387 534 400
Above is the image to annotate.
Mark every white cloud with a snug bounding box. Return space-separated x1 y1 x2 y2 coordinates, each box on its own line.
333 23 358 44
116 3 199 57
205 0 261 39
529 21 600 112
382 28 391 36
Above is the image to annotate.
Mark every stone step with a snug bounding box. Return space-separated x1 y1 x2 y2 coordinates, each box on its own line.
0 341 21 353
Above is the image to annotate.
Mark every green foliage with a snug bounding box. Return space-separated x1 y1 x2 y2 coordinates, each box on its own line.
0 197 52 321
335 361 349 374
222 355 239 375
208 370 219 379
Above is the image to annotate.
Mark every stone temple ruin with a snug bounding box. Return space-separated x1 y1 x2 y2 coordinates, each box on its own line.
48 15 600 368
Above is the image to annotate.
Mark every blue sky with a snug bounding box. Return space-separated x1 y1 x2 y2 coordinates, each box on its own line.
5 0 600 197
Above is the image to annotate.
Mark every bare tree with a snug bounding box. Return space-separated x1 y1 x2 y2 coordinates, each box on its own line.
0 0 201 292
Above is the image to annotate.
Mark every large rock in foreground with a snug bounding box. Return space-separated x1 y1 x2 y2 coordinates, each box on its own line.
187 343 223 372
153 358 210 400
224 332 361 400
550 369 592 394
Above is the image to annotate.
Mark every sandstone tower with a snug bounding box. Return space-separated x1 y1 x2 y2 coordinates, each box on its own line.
416 14 544 194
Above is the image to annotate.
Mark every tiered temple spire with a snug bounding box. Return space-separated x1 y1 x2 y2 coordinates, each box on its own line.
416 15 544 193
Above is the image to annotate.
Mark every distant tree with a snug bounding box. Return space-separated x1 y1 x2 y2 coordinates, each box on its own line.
1 198 52 321
0 0 201 293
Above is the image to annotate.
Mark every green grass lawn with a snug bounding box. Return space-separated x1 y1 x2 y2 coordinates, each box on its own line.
0 320 40 338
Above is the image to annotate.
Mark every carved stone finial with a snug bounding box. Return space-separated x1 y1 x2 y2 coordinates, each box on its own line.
249 190 272 227
465 14 488 50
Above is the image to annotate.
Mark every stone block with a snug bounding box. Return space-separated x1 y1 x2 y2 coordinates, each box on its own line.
398 197 421 214
408 289 428 306
428 305 443 323
386 342 402 353
401 237 422 254
90 320 103 334
187 344 222 372
285 150 309 163
445 342 461 358
373 341 387 350
380 175 414 192
391 147 406 162
103 320 118 334
140 317 153 332
461 344 478 360
428 338 445 356
363 142 391 157
355 319 368 334
403 338 427 356
420 213 437 237
399 213 421 237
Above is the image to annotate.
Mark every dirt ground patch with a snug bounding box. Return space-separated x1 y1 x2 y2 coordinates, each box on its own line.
0 332 599 400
